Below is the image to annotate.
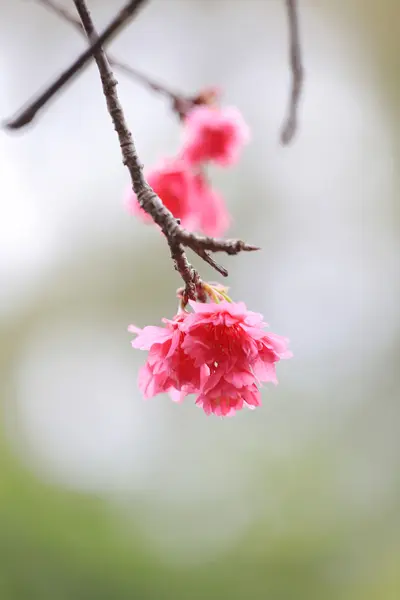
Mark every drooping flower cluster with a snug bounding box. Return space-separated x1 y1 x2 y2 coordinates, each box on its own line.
129 285 291 416
126 91 249 236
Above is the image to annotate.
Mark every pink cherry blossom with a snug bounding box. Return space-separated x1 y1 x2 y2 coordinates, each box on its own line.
129 296 291 417
126 160 230 237
182 105 250 167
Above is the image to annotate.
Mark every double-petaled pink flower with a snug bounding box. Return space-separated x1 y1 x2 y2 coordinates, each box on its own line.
182 105 250 167
126 159 230 237
129 295 291 417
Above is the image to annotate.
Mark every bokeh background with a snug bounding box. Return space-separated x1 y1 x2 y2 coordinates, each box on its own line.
1 0 400 598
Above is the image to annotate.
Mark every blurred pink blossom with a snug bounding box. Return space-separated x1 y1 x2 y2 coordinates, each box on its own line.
126 159 193 226
182 105 250 167
126 159 230 236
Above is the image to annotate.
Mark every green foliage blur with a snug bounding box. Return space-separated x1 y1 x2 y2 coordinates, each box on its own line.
1 434 400 600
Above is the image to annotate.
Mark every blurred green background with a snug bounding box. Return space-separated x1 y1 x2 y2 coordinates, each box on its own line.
1 1 399 598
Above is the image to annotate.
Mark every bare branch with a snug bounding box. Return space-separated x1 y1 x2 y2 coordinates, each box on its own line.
33 0 191 110
281 0 304 145
70 0 257 298
4 0 147 129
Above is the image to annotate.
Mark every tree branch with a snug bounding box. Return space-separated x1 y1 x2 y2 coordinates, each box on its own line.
281 0 304 145
69 0 257 298
32 0 192 115
7 0 306 144
4 0 147 129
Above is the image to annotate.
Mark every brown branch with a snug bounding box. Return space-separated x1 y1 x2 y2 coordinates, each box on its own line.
70 0 257 299
281 0 304 145
33 0 192 114
4 0 147 129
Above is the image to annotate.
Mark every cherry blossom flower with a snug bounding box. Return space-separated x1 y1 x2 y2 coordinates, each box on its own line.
126 160 230 236
182 105 250 167
129 287 291 417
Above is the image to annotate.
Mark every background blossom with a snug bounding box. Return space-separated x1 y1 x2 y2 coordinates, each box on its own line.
182 105 250 166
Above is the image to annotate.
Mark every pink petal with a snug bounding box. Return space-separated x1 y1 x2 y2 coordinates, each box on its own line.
224 369 255 388
253 359 278 385
131 326 171 350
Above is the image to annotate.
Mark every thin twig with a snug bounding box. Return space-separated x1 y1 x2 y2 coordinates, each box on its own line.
4 0 147 129
70 0 258 298
33 0 191 112
281 0 304 145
